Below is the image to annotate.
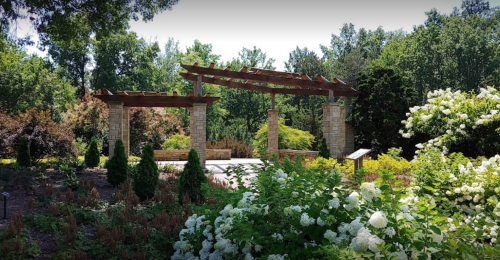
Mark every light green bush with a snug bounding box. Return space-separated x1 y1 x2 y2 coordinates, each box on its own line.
253 118 314 151
161 134 190 150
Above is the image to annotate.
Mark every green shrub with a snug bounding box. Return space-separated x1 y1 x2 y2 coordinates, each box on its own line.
58 163 79 190
178 149 206 204
84 137 100 168
106 139 128 187
16 136 31 167
161 134 190 150
254 118 314 151
317 137 330 159
133 144 158 200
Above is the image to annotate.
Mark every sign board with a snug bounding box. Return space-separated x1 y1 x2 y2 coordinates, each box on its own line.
2 192 9 198
346 149 371 160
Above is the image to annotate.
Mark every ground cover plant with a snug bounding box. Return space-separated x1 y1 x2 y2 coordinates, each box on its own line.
0 155 231 259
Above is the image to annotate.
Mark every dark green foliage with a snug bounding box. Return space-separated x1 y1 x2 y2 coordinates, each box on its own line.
178 149 207 204
85 137 100 168
348 65 416 156
133 144 158 200
106 139 128 186
16 136 31 167
317 138 331 159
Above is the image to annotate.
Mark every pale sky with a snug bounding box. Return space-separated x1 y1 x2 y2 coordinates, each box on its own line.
16 0 500 70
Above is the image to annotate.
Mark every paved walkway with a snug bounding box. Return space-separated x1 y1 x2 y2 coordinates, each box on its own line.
157 158 264 186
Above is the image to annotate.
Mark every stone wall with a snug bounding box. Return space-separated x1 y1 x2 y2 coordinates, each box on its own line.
268 109 279 155
278 149 318 161
122 106 130 157
190 103 207 168
154 149 231 161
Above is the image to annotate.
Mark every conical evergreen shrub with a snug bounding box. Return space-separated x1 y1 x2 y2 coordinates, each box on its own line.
106 139 128 186
85 137 100 168
133 144 158 200
17 136 31 167
317 137 331 159
179 149 207 204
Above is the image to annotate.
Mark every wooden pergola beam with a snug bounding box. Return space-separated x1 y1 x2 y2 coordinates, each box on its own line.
181 64 357 94
180 73 359 97
94 94 220 107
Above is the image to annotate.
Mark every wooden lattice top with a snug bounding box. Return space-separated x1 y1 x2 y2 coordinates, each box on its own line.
93 90 219 107
180 63 359 97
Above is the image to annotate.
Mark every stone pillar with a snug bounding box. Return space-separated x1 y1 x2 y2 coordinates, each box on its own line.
267 109 279 155
122 106 130 157
108 101 124 157
190 103 207 168
323 102 355 158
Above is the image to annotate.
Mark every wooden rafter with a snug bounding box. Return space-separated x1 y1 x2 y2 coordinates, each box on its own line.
180 64 359 95
180 73 359 97
94 90 220 107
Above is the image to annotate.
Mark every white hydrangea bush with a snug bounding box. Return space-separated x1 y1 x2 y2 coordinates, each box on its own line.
401 86 500 155
170 159 500 259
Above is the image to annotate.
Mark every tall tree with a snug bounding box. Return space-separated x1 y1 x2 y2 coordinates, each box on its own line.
221 47 275 139
284 47 327 146
92 31 161 93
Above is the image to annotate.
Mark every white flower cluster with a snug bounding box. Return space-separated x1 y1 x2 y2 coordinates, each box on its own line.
360 182 381 202
344 192 360 211
369 211 388 228
300 212 315 227
272 169 291 187
350 227 384 253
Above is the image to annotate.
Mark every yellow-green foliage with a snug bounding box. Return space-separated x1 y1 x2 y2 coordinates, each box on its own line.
162 134 190 150
254 118 314 151
305 157 337 170
375 154 412 175
306 157 355 176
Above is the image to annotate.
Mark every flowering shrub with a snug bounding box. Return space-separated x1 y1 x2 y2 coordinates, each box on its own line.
171 152 500 259
401 87 500 157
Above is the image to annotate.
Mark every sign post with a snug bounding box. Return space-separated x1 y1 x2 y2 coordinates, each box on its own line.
2 191 9 220
346 149 371 174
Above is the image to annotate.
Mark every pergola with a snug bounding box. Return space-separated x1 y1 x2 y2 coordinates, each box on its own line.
94 63 359 168
94 89 219 162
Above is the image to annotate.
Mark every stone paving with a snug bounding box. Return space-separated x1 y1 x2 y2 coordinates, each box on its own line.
157 158 264 187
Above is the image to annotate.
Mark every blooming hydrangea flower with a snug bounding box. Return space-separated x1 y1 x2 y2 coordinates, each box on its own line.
385 227 396 238
324 230 338 244
329 197 340 209
369 211 388 228
389 251 408 260
267 254 286 260
350 227 383 253
300 212 315 227
344 192 360 211
360 182 381 202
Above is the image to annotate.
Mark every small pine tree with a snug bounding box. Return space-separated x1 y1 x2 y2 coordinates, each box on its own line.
106 139 128 186
85 137 100 168
133 144 158 200
17 136 31 167
178 149 207 204
317 137 331 159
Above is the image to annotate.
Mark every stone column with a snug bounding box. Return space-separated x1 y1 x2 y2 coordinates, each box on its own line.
267 109 279 155
122 106 130 157
323 102 355 158
108 101 124 157
190 103 207 168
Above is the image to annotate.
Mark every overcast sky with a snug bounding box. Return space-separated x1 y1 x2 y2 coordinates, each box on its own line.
16 0 500 70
